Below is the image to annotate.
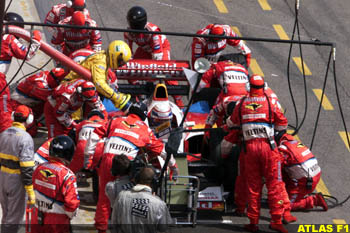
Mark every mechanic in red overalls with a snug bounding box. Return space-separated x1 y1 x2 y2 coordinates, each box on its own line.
275 131 328 212
124 6 183 107
44 79 106 139
1 12 41 133
191 23 251 68
223 75 289 233
44 0 90 38
51 11 102 56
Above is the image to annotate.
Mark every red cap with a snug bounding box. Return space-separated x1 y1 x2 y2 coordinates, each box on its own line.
14 105 31 119
210 25 224 36
249 74 265 96
72 11 86 26
73 0 85 8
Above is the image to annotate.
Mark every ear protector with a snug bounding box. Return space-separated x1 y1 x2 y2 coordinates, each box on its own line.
11 108 34 125
76 86 96 97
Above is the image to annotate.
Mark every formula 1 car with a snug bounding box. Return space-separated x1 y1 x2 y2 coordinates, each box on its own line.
105 58 234 225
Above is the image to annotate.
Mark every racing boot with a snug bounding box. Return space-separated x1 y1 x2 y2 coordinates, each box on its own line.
244 224 259 232
269 223 288 233
111 92 131 112
314 193 328 211
283 212 297 224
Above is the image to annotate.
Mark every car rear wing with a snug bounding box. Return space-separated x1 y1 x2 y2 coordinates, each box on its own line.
114 59 191 96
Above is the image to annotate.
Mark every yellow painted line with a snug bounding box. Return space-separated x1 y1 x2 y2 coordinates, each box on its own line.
258 0 271 10
338 131 350 151
231 26 242 37
315 178 330 196
293 57 312 75
250 59 264 77
213 0 228 13
333 219 347 224
312 89 334 110
286 130 300 141
273 24 290 40
333 220 348 233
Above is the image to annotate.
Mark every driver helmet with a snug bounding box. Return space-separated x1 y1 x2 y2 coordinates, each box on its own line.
149 102 173 128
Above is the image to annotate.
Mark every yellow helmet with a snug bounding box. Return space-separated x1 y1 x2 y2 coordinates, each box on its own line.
106 40 132 69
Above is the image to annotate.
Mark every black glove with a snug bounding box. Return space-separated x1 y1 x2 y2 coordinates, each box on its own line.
165 127 183 155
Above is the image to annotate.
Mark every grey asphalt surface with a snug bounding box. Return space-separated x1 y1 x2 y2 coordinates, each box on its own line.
4 0 350 231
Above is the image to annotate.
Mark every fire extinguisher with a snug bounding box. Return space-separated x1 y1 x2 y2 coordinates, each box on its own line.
25 206 33 233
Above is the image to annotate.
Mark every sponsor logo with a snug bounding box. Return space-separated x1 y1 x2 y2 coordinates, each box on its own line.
39 169 56 180
108 143 133 154
36 200 53 210
245 127 267 137
116 61 183 76
245 103 263 111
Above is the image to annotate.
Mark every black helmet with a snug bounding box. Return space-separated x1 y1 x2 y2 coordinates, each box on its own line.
49 135 75 162
128 101 148 121
127 6 147 30
4 12 24 28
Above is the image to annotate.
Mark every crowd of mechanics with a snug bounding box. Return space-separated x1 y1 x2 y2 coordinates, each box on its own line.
0 1 328 233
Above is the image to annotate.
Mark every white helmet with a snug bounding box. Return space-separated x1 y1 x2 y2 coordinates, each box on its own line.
149 102 173 127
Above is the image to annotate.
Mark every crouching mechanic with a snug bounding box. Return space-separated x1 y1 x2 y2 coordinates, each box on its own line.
112 167 174 233
275 131 328 211
0 105 35 233
44 79 107 138
85 102 179 233
11 68 67 136
69 110 107 173
64 40 133 112
31 135 79 233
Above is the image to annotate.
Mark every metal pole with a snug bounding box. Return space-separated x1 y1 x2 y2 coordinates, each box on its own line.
0 0 6 55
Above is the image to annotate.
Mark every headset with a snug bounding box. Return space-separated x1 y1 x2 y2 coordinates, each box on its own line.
11 108 34 125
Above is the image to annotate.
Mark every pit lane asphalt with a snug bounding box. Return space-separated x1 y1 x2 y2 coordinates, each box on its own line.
3 0 349 231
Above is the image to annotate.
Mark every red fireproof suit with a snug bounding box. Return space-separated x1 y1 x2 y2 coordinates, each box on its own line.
89 113 173 231
225 93 288 224
191 24 251 68
44 3 90 37
279 134 322 210
1 34 40 132
69 117 107 173
31 158 80 233
44 79 106 138
124 22 182 106
34 138 53 166
11 68 67 129
51 16 102 56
